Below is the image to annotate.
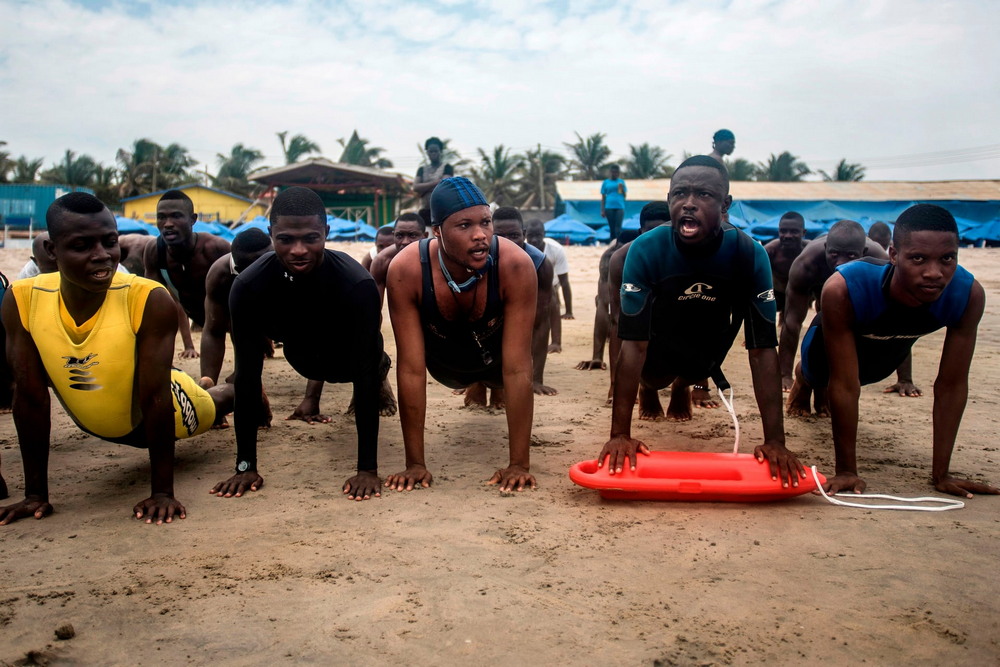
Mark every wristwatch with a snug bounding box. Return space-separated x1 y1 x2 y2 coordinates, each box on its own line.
235 460 254 473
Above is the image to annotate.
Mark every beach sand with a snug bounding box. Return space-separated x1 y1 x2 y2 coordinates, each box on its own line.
0 241 998 665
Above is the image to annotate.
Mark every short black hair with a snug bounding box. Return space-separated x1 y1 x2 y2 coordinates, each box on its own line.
893 204 958 247
526 219 545 234
159 189 194 214
869 221 891 236
375 226 395 238
46 191 108 240
395 212 426 232
780 211 805 227
673 155 730 191
713 129 735 141
425 137 443 151
827 219 866 246
231 228 272 269
493 206 523 226
270 186 326 224
639 201 671 226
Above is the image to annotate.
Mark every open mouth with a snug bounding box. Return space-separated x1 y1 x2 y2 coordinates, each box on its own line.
92 268 112 280
677 217 701 237
469 246 489 260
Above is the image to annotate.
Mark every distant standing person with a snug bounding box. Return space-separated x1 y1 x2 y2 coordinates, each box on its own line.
708 129 735 164
600 164 627 243
526 220 573 353
413 137 454 226
143 190 231 359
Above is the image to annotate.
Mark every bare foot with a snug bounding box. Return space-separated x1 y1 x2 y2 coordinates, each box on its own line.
814 387 830 417
691 386 720 409
379 378 398 417
452 387 466 396
533 382 558 396
547 343 562 354
464 382 488 408
259 389 273 428
212 415 231 430
489 387 506 410
786 377 813 417
198 376 216 390
0 474 8 500
638 385 665 420
666 382 693 421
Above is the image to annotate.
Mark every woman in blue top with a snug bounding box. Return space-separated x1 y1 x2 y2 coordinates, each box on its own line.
600 164 627 243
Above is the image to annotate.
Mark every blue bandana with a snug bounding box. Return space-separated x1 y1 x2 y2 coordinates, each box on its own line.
430 177 488 226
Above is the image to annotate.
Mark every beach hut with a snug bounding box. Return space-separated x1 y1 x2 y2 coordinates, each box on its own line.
121 183 266 225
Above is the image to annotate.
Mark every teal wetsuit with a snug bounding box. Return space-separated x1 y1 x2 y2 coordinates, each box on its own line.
618 223 777 386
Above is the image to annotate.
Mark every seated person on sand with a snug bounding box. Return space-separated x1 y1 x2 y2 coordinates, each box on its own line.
143 189 231 359
526 220 573 353
792 204 998 499
868 221 891 252
780 221 919 413
763 211 809 329
0 193 233 525
385 177 538 493
596 157 803 487
211 187 389 502
607 202 703 409
361 225 395 272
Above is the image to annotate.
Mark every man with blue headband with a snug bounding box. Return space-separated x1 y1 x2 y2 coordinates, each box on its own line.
385 177 539 494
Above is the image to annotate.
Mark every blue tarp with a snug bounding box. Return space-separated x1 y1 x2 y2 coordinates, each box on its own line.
115 217 159 236
232 217 270 237
543 214 602 245
193 220 235 241
326 215 377 242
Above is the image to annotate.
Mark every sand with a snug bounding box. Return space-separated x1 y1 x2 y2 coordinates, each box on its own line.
0 241 998 666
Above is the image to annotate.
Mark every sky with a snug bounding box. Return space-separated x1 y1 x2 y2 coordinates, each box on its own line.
2 0 999 182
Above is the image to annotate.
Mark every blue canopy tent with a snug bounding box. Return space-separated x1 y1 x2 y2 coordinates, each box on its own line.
193 220 235 241
543 214 604 245
231 216 270 237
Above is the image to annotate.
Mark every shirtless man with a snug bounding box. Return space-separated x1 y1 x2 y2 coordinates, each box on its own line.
576 230 629 372
795 204 997 498
491 206 556 396
778 220 893 406
763 211 809 328
596 157 803 487
526 220 573 353
143 189 231 359
385 177 538 493
361 225 395 272
0 193 233 525
211 187 388 502
868 221 892 251
708 129 735 164
369 213 427 302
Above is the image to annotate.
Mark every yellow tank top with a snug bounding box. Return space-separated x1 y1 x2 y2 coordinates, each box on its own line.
13 272 160 439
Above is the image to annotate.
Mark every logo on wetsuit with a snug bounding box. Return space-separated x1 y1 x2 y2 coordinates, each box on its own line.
679 282 716 302
757 289 776 302
622 283 641 293
63 353 102 391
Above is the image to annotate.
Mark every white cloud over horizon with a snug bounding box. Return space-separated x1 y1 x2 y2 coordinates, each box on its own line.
1 0 998 182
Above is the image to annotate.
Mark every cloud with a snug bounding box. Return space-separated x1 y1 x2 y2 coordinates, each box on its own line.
1 0 997 180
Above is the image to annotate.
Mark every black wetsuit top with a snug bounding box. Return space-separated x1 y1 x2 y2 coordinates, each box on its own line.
229 250 384 471
418 237 504 388
156 235 208 326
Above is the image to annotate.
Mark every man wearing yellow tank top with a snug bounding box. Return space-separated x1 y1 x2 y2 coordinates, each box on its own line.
0 193 233 526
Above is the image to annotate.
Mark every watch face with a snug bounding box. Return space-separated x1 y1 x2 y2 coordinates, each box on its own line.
237 460 249 473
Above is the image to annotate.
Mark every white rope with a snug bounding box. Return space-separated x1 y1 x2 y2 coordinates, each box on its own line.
712 383 964 511
716 386 740 455
809 466 965 512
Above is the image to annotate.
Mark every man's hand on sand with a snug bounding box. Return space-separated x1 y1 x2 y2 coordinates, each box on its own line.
179 346 199 360
134 494 186 525
753 443 805 488
487 465 536 493
286 400 332 425
384 465 432 491
0 496 53 525
597 435 650 474
343 471 382 501
883 381 922 397
934 475 1000 499
210 471 264 497
575 359 607 370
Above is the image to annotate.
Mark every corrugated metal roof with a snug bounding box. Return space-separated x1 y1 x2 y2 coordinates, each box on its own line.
249 158 410 191
555 179 1000 202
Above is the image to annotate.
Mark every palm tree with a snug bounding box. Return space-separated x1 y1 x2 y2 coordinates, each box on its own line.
518 147 566 208
214 144 265 196
41 150 98 187
623 143 672 179
12 156 44 183
755 152 811 182
117 139 195 197
724 158 757 182
471 145 524 206
564 132 612 180
0 141 13 183
91 164 120 207
337 131 392 169
819 158 866 182
277 131 321 164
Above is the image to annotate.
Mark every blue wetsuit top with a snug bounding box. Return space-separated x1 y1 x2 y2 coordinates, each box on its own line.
618 223 777 383
801 258 974 387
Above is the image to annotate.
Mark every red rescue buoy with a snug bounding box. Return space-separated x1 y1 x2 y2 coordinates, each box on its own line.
569 451 825 502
